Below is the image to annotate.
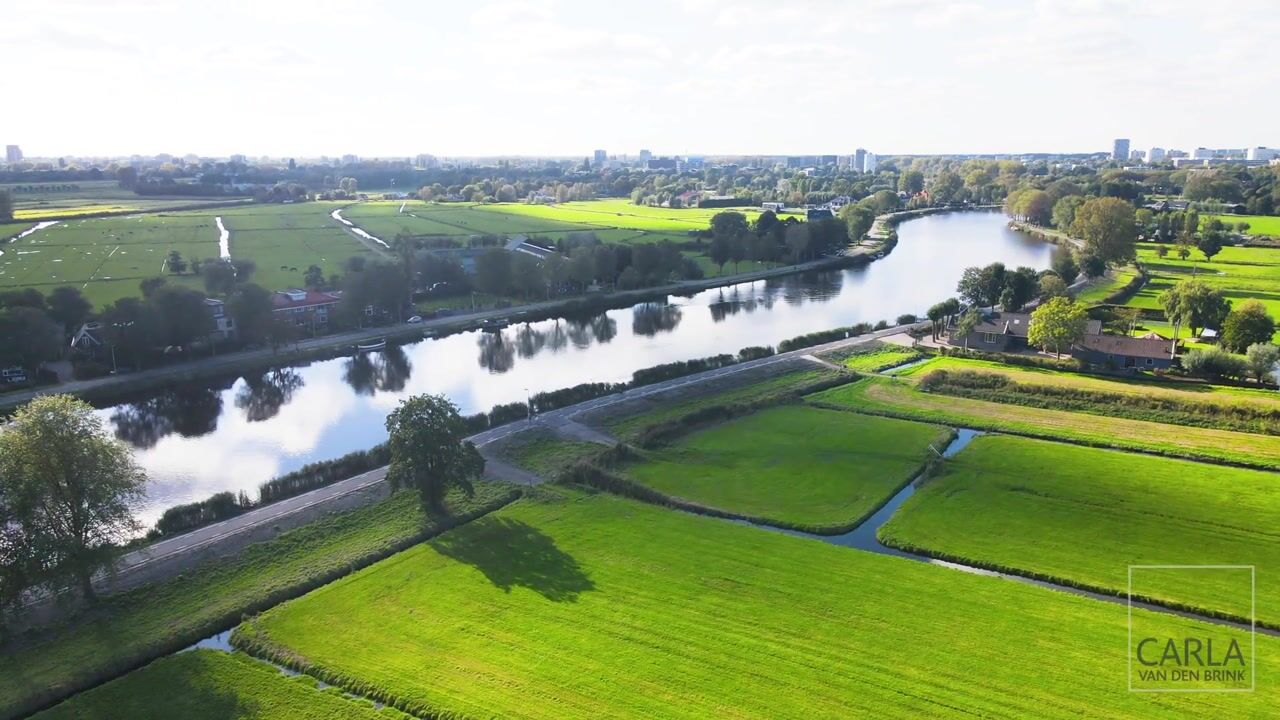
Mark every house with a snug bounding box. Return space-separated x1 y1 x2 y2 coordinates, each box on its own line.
204 298 236 340
948 311 1102 352
272 289 343 333
70 321 107 356
1073 334 1176 371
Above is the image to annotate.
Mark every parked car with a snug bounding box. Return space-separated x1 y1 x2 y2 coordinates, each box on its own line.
1 367 29 385
407 315 423 324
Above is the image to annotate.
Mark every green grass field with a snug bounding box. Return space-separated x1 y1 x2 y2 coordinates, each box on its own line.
1128 243 1280 341
808 376 1280 469
498 429 609 477
0 486 516 720
827 342 923 372
602 367 844 441
1074 264 1138 305
0 203 376 308
882 434 1280 624
33 650 406 720
1207 213 1280 237
898 356 1280 410
0 221 35 241
232 490 1279 718
621 405 948 531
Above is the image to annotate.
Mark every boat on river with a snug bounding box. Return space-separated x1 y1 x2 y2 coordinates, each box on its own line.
355 338 387 352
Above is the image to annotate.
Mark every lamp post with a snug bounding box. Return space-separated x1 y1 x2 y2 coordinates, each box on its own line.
524 386 534 421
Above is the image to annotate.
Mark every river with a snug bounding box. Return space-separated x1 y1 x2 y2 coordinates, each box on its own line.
92 210 1060 524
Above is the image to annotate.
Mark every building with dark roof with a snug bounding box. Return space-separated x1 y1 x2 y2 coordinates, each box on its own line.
1073 334 1176 370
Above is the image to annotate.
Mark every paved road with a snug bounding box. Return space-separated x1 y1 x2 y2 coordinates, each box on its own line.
99 320 925 588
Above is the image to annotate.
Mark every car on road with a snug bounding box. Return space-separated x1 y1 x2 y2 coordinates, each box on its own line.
407 316 423 324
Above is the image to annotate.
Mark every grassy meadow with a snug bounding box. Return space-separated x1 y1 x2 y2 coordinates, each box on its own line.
1074 264 1139 305
827 341 923 372
1128 242 1280 341
232 489 1280 718
1207 213 1280 237
498 428 609 478
4 180 244 220
0 486 516 720
808 375 1280 469
621 405 948 531
882 434 1280 624
33 650 406 720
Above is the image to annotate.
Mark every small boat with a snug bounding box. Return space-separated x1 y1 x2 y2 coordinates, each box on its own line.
355 338 387 352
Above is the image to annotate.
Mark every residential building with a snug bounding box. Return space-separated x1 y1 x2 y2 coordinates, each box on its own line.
593 149 607 166
638 149 652 166
818 154 838 166
414 153 439 169
948 311 1101 353
1111 138 1130 161
862 152 878 174
1192 147 1214 160
1167 149 1188 159
1148 147 1166 162
5 145 21 163
272 289 343 333
204 298 236 340
1073 334 1175 371
854 148 867 173
646 157 677 170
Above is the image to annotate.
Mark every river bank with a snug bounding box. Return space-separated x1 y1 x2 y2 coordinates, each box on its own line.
0 251 870 413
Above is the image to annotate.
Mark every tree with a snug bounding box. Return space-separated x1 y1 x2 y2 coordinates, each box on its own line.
1078 253 1106 278
956 262 1007 307
200 260 236 295
1245 343 1280 385
1159 279 1230 338
150 285 212 347
1070 197 1137 264
898 169 925 195
45 286 92 335
166 250 187 274
227 284 275 345
0 395 146 601
1220 299 1275 353
954 308 982 350
1052 253 1079 284
303 265 325 289
475 248 514 295
1051 195 1086 231
1197 232 1224 262
0 306 63 370
1028 296 1088 358
926 302 947 340
1038 274 1068 300
1182 347 1247 381
708 234 732 272
838 203 875 242
1175 234 1193 260
709 211 749 241
0 190 12 221
384 394 484 512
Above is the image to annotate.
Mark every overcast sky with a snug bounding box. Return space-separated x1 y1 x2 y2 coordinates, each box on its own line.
8 0 1278 159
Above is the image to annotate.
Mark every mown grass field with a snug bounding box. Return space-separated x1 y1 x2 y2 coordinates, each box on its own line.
498 428 608 477
1207 213 1280 237
33 650 405 720
601 367 844 441
0 221 35 241
1074 264 1138 305
621 405 948 531
808 376 1280 469
4 180 245 220
0 486 515 720
1128 243 1280 341
0 203 376 308
233 490 1280 718
898 356 1280 410
827 342 923 372
882 434 1280 624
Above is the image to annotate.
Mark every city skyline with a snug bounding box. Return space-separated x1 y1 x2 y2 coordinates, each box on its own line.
9 0 1279 159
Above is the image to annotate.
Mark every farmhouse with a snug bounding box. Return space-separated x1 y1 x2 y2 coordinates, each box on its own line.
1072 334 1176 371
272 289 342 333
949 311 1102 352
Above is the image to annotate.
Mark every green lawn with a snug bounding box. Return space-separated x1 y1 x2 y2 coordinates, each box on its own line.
603 367 845 441
827 342 924 372
0 486 517 720
4 180 244 221
233 490 1279 718
0 203 376 309
882 434 1280 624
1128 242 1280 341
0 221 35 241
1206 213 1280 237
498 428 608 478
621 405 948 531
808 376 1280 469
33 650 406 720
898 356 1280 410
1074 265 1138 305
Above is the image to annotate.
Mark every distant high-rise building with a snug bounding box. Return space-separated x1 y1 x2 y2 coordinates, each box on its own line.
414 153 439 169
593 149 607 166
1130 149 1144 161
5 145 22 163
853 148 867 173
1148 147 1166 163
1111 138 1130 160
1247 147 1278 162
1192 147 1213 160
1167 149 1188 159
638 149 652 167
862 152 878 174
341 154 359 165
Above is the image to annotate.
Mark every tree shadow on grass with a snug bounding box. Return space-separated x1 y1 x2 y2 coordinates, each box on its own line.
431 518 595 602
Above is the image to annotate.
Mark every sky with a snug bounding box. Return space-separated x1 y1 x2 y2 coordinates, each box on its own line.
7 0 1279 159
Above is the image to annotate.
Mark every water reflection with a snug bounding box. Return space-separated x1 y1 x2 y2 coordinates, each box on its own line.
235 368 304 422
342 345 413 394
477 331 516 374
632 302 683 337
112 385 227 449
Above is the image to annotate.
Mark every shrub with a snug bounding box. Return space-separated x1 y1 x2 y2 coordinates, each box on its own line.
737 345 775 362
1182 347 1248 381
874 320 890 330
896 314 918 325
153 491 253 537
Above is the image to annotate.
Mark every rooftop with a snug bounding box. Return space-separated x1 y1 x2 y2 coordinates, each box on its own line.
1075 334 1175 360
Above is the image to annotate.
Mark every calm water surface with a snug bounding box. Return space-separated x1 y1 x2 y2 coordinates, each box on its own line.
94 211 1059 524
